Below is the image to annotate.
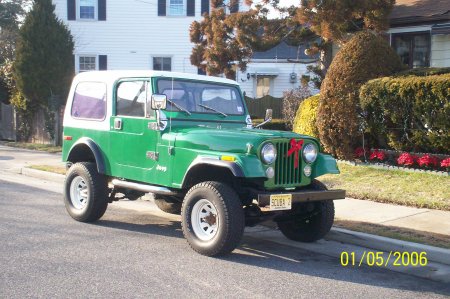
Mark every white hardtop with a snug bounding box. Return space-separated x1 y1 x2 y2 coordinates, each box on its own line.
73 70 239 86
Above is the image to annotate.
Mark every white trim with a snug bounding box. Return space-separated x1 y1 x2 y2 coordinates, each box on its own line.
167 0 186 16
388 25 432 34
76 54 98 73
77 0 98 21
151 55 173 71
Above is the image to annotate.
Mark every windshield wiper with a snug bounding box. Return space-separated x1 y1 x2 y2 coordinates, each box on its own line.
198 104 227 117
167 99 191 115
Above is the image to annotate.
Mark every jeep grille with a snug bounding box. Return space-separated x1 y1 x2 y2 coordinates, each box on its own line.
273 140 303 186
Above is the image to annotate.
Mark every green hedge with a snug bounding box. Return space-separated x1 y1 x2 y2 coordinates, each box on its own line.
293 94 320 138
360 73 450 154
394 67 450 77
252 119 288 131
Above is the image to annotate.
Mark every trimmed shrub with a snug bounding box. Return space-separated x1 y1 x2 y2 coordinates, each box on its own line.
394 67 450 77
252 118 288 131
282 86 311 130
293 94 320 138
317 31 404 159
360 73 450 154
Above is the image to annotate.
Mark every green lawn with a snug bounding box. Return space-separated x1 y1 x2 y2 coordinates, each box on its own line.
320 162 450 211
3 142 61 153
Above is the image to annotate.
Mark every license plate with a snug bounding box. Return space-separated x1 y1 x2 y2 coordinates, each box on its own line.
269 194 292 211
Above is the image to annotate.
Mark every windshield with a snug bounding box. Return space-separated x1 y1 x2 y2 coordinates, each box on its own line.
156 78 245 116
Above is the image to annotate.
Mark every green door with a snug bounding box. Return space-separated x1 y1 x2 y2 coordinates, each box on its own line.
109 79 159 183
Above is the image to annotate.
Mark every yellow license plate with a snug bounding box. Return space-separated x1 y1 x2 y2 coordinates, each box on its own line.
269 194 292 211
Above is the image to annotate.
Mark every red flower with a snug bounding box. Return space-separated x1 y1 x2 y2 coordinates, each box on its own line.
354 147 368 159
440 158 450 169
369 150 387 162
417 155 439 168
397 152 416 167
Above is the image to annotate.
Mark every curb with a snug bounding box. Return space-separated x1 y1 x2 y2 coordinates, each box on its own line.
326 227 450 266
18 167 450 267
20 167 65 184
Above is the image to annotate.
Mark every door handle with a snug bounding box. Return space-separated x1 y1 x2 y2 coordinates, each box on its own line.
114 118 122 130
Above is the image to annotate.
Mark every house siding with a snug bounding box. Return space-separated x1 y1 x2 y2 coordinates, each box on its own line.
237 62 312 98
431 34 450 67
53 1 250 74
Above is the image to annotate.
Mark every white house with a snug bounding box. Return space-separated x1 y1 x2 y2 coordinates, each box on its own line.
52 0 316 99
53 0 249 73
238 41 318 98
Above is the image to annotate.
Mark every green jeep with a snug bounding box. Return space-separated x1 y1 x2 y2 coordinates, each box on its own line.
62 70 345 256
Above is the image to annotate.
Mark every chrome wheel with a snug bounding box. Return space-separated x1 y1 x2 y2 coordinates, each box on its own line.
69 176 88 210
191 198 219 241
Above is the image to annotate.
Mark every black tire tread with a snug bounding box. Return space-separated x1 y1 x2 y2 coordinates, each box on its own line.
64 162 108 222
181 181 244 256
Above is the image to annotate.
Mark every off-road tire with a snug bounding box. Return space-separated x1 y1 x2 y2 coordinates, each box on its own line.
64 162 108 222
154 196 182 215
181 181 244 256
277 179 334 242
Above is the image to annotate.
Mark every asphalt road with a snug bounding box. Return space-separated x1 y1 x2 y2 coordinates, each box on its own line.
0 172 449 298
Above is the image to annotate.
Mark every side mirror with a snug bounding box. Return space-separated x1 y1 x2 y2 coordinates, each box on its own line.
151 94 167 110
254 109 273 129
264 109 273 121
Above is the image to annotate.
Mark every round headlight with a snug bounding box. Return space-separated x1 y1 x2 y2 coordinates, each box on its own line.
261 143 277 164
303 143 318 163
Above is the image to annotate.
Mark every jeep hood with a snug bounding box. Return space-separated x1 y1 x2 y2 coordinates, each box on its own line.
168 127 317 154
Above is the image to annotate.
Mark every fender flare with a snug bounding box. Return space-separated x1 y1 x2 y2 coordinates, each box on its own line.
181 156 245 188
67 137 106 174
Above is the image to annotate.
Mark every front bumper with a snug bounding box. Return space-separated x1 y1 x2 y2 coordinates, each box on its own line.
257 189 346 208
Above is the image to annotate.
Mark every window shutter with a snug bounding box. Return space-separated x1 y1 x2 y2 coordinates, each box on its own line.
230 0 239 13
67 0 76 20
201 0 209 15
99 55 107 70
187 0 195 16
98 0 106 21
158 0 166 16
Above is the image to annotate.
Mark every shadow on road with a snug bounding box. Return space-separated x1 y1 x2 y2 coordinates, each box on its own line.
95 208 450 296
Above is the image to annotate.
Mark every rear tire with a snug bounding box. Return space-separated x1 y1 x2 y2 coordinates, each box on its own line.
181 181 244 256
277 179 334 242
64 162 108 222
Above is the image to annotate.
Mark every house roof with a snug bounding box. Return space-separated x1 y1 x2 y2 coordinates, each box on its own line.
390 0 450 26
251 41 318 61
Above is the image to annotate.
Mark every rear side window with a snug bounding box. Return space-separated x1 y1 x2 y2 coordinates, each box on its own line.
71 82 106 120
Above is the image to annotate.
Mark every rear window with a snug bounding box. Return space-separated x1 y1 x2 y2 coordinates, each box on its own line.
71 82 106 120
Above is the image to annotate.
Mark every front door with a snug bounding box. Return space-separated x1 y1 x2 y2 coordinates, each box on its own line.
109 79 159 183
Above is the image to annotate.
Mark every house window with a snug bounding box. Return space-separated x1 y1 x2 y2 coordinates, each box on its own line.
79 0 96 20
168 0 185 16
392 32 430 68
153 57 172 71
256 77 271 98
79 56 97 72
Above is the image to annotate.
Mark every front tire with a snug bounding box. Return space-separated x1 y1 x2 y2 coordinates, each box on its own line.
181 181 244 256
64 162 108 222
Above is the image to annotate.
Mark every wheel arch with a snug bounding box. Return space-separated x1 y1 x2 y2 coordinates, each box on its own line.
181 157 244 190
67 137 106 174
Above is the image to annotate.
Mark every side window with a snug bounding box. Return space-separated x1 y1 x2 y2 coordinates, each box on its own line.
116 81 150 117
71 82 106 120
